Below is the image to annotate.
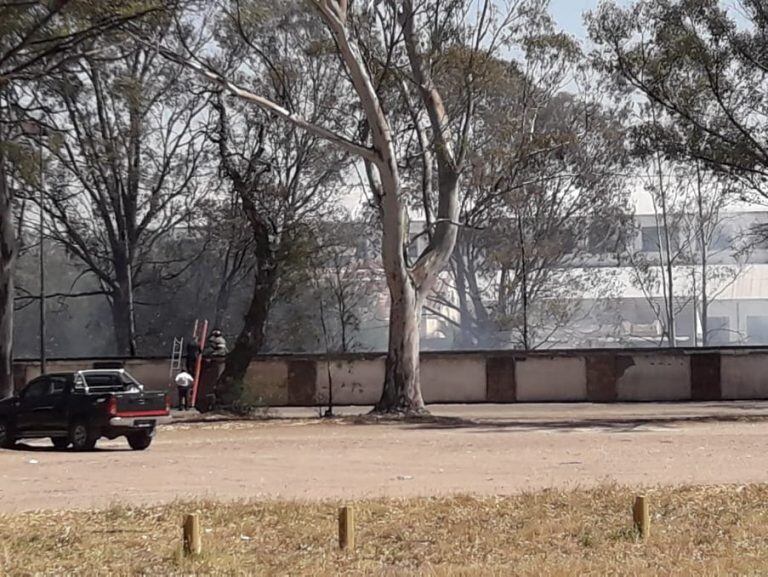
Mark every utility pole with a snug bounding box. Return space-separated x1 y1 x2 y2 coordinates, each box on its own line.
516 209 530 351
19 121 47 373
39 139 46 374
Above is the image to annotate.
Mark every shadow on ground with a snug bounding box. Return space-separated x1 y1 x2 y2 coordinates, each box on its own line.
8 442 131 453
341 412 768 434
168 403 768 434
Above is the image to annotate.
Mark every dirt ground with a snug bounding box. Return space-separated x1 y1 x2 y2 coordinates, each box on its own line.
2 402 768 513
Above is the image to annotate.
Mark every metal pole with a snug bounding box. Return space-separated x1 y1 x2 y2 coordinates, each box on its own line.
39 141 46 374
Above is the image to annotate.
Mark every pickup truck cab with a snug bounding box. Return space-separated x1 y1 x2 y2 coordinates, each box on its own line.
0 369 171 451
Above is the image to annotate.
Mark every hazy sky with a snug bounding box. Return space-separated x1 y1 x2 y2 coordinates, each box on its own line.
549 0 632 39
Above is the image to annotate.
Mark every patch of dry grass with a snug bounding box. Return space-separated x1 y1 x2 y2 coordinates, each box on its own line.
2 485 768 576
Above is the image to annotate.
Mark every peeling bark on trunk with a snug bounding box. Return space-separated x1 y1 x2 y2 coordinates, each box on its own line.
0 146 15 399
375 279 426 414
372 148 425 413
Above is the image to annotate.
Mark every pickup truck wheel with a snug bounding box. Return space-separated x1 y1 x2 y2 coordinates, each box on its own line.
0 420 14 449
51 437 70 450
126 430 153 451
70 421 96 451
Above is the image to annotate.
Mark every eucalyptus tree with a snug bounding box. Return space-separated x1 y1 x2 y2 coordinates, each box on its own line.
442 87 630 349
0 0 174 395
588 0 768 202
164 0 550 414
588 0 765 345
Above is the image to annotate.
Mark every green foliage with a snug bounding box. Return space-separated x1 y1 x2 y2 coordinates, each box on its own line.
587 0 768 193
0 0 172 81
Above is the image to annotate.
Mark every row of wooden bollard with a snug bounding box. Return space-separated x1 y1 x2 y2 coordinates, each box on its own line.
181 497 650 557
181 507 356 557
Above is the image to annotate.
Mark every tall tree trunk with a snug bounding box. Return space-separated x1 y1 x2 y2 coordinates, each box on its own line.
516 211 530 350
216 189 276 406
467 259 493 348
452 247 474 348
213 281 232 329
700 252 708 346
110 285 132 356
111 254 137 356
372 149 428 414
216 263 275 405
375 278 425 413
696 162 708 347
651 108 676 348
0 144 16 398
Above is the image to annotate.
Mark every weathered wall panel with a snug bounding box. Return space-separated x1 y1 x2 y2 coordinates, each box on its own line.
315 358 384 405
287 360 316 406
421 356 486 403
486 357 516 403
690 353 721 401
515 356 587 402
721 353 768 400
585 355 620 402
616 354 691 401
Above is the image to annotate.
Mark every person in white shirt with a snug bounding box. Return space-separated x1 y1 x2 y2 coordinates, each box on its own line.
175 371 194 411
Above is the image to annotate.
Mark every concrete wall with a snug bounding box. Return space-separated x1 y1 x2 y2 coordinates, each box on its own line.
421 356 486 403
515 356 587 402
243 360 290 406
615 354 691 401
721 352 768 400
316 358 384 405
11 347 768 406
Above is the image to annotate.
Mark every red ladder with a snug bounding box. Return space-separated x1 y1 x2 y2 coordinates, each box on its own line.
190 319 208 408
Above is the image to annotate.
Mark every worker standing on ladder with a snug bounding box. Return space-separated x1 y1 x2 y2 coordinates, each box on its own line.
185 332 200 374
207 329 228 357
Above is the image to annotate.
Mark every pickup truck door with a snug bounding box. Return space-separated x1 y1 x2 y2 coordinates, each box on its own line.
16 378 53 434
45 376 71 434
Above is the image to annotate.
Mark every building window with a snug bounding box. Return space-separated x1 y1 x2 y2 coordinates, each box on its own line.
746 316 768 344
709 225 732 252
706 316 730 345
642 226 660 252
641 226 679 253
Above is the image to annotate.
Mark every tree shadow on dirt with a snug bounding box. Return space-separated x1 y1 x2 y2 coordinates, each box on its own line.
342 412 768 434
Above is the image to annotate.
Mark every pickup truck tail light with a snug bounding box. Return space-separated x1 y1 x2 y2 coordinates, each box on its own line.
107 396 118 417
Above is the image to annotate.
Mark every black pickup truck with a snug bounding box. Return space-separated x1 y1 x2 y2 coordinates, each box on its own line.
0 369 171 451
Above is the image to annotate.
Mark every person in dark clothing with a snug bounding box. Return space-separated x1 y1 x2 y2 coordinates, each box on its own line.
185 335 200 375
207 329 228 357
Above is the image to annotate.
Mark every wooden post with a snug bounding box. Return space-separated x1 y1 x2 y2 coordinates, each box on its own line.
633 495 650 539
183 513 202 556
339 506 355 550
